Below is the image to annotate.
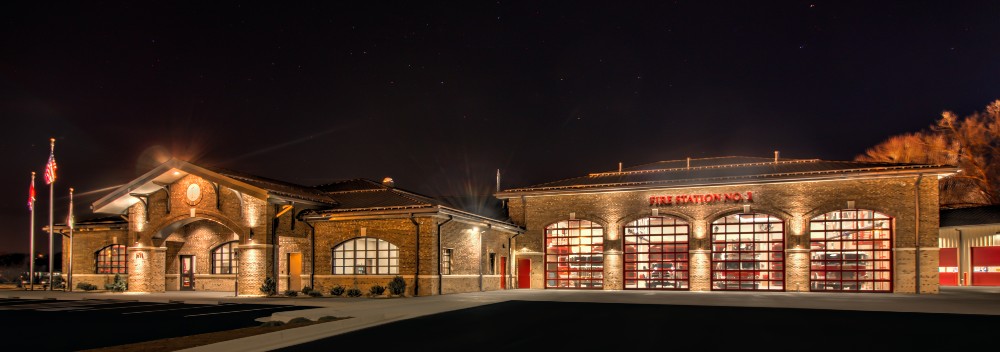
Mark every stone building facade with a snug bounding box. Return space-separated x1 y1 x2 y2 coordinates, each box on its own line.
496 156 956 294
61 159 520 296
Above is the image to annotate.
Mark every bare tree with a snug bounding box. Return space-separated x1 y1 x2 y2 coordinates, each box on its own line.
857 100 1000 206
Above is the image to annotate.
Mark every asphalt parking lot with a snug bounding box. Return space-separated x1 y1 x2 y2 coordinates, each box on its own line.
278 300 1000 351
0 298 317 351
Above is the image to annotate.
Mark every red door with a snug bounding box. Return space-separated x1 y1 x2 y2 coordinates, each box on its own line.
972 246 1000 286
939 248 958 286
518 259 530 288
500 257 507 289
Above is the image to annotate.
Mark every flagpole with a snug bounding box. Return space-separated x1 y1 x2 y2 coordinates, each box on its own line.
48 138 55 291
68 187 74 292
29 172 36 291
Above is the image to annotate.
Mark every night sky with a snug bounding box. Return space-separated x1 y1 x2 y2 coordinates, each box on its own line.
2 1 999 256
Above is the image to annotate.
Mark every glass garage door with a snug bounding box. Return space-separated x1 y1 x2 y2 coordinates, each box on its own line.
624 216 689 290
711 213 784 291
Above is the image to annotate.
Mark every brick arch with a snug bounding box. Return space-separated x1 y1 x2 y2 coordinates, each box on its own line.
145 211 247 244
802 203 897 223
540 214 609 231
705 205 791 225
618 210 694 228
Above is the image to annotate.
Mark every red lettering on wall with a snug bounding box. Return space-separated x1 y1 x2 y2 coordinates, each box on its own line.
648 191 756 206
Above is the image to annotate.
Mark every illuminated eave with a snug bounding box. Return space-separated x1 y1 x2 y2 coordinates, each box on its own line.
92 159 269 214
302 205 523 234
495 166 958 199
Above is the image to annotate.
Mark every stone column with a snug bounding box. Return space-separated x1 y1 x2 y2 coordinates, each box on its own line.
689 249 711 291
237 243 271 296
127 246 166 293
785 248 810 292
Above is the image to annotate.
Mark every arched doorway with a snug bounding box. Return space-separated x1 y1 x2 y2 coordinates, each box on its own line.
809 209 893 292
710 212 785 291
624 216 690 290
154 217 242 292
545 219 604 289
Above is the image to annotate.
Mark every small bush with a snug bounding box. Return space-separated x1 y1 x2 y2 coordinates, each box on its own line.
287 317 312 324
387 275 406 296
308 290 323 297
369 284 386 296
330 285 345 296
259 320 285 327
260 277 277 296
104 283 115 290
346 288 362 297
301 286 313 294
317 316 340 322
76 282 97 291
110 274 127 292
284 290 299 297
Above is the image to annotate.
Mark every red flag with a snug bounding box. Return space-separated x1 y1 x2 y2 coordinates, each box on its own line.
28 175 36 211
44 152 57 185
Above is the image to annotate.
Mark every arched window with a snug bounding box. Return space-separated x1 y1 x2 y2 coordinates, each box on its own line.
211 241 239 274
545 219 604 289
711 213 784 291
624 216 690 290
332 237 399 275
809 209 893 292
96 244 127 274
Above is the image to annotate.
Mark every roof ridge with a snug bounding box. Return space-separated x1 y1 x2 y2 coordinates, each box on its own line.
313 178 384 189
591 159 821 177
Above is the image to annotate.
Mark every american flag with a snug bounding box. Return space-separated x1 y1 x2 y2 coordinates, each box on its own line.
28 174 36 211
44 152 57 185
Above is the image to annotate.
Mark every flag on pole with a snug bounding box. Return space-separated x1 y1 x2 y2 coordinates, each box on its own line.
28 173 36 211
44 146 57 185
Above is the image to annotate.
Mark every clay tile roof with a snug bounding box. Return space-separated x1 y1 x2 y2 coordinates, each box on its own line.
212 168 337 205
315 179 438 212
940 205 1000 227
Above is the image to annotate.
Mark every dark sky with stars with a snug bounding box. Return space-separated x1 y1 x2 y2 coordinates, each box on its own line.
2 1 999 256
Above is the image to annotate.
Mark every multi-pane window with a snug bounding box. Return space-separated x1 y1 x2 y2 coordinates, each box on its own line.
810 209 892 292
545 219 604 289
442 248 453 275
96 244 127 274
488 253 496 275
211 241 239 274
332 237 399 275
624 216 690 290
711 213 784 291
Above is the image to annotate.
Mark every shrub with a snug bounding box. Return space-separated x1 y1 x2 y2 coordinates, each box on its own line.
110 274 127 292
308 290 323 297
260 277 277 296
284 290 299 297
317 316 340 322
76 282 97 291
287 317 312 324
301 286 313 294
330 285 345 296
346 288 362 297
259 320 285 327
369 284 386 296
104 283 115 290
387 275 406 296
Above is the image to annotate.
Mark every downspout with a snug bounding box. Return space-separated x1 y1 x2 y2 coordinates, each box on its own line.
302 219 316 289
914 173 924 294
410 214 420 296
956 228 963 286
271 204 281 291
436 215 453 295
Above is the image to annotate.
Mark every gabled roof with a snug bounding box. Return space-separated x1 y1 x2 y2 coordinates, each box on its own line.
92 159 335 214
316 179 438 212
497 156 957 196
212 168 335 204
940 205 1000 227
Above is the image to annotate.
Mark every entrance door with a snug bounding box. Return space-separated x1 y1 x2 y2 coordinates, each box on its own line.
518 258 530 288
180 255 195 291
500 257 507 289
288 253 303 291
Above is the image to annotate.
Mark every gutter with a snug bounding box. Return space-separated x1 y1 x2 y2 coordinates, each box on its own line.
436 215 453 295
508 230 524 289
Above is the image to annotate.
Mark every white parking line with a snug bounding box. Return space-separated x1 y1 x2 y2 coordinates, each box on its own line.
45 302 175 312
123 304 230 315
185 305 296 317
